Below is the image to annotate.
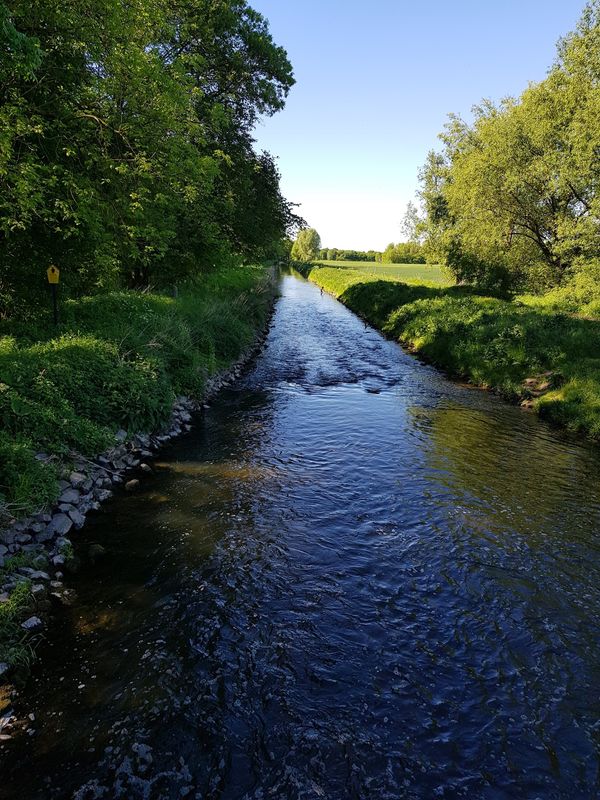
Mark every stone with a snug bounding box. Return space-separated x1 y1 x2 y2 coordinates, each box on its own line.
21 616 43 632
88 544 106 561
59 489 80 505
115 429 127 442
0 531 15 546
59 503 76 514
50 589 76 607
0 663 9 680
125 479 140 492
140 463 152 473
68 509 86 530
45 514 73 538
69 472 86 488
29 571 50 581
0 545 7 558
32 554 49 570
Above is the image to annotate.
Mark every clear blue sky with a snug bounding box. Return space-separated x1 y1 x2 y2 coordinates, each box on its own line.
251 0 584 251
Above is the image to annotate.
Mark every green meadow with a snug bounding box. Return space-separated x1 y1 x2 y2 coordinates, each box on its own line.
316 260 450 285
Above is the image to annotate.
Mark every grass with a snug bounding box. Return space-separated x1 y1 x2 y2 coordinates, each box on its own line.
315 260 450 285
0 265 274 518
0 580 36 670
302 265 600 440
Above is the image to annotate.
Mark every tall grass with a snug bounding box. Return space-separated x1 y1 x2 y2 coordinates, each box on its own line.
0 266 273 517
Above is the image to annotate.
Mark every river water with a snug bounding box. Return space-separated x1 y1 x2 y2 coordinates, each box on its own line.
2 273 600 799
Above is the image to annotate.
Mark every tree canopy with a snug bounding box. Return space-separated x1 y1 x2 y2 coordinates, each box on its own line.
0 0 300 316
415 1 600 292
291 228 321 262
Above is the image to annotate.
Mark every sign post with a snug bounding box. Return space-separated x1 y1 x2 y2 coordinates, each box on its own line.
47 266 60 325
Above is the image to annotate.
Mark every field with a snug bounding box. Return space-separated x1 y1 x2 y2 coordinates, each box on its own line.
316 260 450 285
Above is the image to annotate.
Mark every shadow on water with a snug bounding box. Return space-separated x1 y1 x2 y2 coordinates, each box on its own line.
2 273 600 799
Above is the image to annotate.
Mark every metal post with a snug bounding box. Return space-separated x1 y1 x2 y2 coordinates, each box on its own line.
51 284 58 325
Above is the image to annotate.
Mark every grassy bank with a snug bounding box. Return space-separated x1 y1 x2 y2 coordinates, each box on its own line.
0 265 274 520
315 260 449 284
301 265 600 439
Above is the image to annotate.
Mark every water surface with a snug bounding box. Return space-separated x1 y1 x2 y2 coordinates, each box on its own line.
2 273 600 799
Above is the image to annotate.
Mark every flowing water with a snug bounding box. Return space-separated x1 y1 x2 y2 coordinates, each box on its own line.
2 272 600 799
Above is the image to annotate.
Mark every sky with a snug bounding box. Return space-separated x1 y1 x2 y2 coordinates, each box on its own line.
251 0 585 252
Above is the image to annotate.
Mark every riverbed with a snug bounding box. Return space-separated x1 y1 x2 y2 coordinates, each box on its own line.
2 272 600 799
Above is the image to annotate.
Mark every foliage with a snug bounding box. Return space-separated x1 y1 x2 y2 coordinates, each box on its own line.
0 579 35 669
321 248 381 263
415 1 600 293
0 0 296 315
0 265 273 516
382 242 426 264
306 266 600 440
291 228 321 262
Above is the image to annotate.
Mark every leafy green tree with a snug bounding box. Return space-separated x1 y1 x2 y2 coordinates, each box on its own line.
0 0 296 315
417 1 600 291
291 228 321 262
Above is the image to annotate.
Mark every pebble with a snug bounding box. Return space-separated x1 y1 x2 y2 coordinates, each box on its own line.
21 616 43 632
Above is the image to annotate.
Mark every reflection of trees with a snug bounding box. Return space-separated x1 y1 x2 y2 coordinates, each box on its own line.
418 405 600 545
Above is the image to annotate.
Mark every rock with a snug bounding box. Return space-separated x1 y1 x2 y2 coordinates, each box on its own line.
59 488 80 505
115 429 127 442
59 503 76 514
32 554 49 570
88 544 106 561
69 472 86 488
0 663 9 680
14 533 31 544
68 509 86 530
29 571 51 581
52 555 65 567
140 463 152 473
45 514 73 538
0 531 15 546
0 545 7 558
50 589 76 607
125 479 140 492
21 616 43 632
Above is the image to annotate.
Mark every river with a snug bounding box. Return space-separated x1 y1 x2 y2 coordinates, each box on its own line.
2 272 600 799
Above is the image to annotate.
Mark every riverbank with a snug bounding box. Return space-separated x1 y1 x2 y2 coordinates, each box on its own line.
298 265 600 440
0 265 276 684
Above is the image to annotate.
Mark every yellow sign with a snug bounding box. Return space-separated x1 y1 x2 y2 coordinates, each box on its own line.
47 266 60 285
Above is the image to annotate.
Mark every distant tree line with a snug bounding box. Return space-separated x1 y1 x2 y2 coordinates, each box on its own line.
0 0 301 316
415 1 600 292
381 242 425 264
318 249 380 262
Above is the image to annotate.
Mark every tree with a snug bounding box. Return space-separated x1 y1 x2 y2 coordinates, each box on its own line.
0 0 297 315
416 1 600 291
291 228 321 262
